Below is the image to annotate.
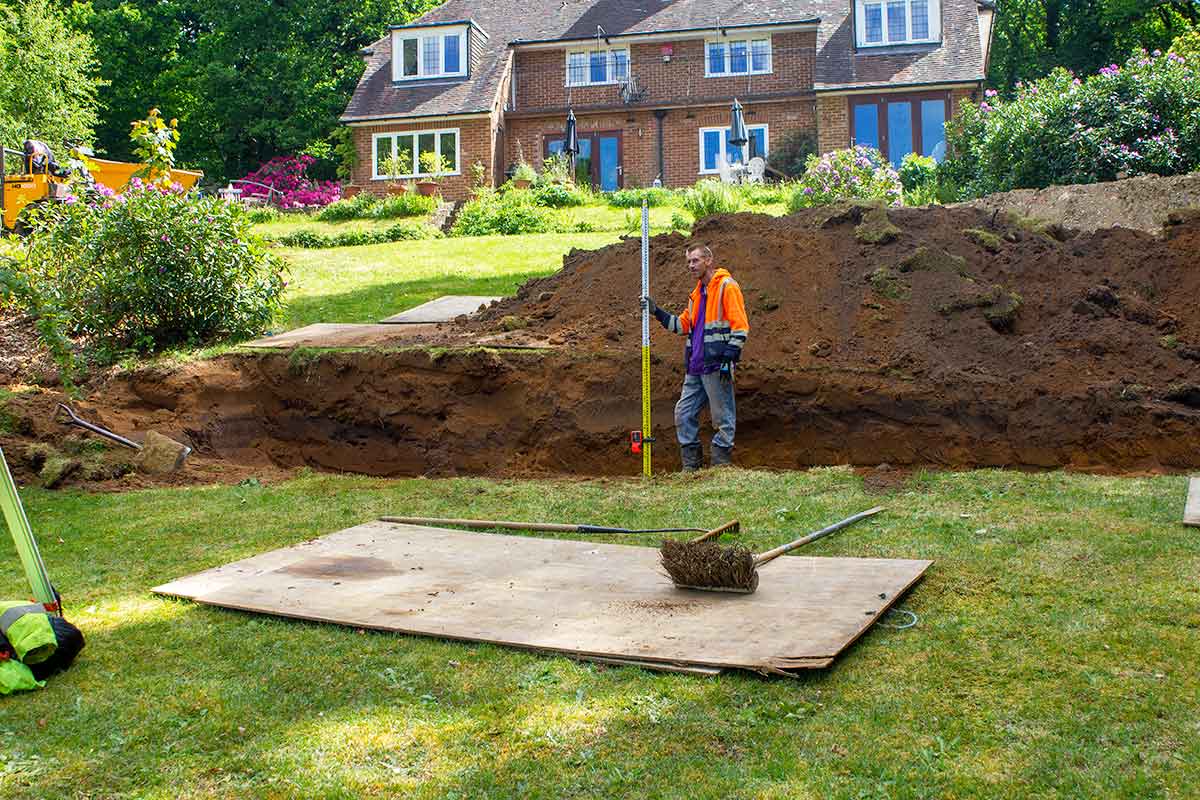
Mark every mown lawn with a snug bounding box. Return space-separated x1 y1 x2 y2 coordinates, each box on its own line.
271 232 622 330
1 467 1196 798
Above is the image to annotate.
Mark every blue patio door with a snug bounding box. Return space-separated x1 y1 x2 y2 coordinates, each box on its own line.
544 131 623 190
850 93 950 166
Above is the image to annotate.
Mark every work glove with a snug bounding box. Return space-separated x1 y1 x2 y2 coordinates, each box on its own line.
639 295 655 313
718 343 739 384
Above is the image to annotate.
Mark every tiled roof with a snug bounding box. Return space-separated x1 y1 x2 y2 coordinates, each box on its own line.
342 0 986 122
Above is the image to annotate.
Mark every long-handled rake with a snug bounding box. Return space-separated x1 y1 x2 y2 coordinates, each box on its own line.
661 507 885 593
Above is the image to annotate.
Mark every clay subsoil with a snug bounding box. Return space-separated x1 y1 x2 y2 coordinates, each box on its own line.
3 196 1200 488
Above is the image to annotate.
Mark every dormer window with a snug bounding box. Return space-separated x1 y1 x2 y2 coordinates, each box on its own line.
856 0 940 46
393 24 468 81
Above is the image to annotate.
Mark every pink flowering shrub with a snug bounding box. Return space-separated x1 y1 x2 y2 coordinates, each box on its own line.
237 155 341 209
788 146 902 211
941 49 1200 198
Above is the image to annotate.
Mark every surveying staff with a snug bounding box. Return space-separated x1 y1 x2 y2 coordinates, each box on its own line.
642 244 749 471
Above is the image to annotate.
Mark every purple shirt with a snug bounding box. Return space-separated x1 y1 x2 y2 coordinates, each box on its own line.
687 285 707 375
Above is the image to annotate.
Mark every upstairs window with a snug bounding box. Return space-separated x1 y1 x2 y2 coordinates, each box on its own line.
393 26 467 81
566 47 630 87
705 38 772 77
856 0 940 46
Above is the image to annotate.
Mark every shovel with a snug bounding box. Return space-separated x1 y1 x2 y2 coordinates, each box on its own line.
56 404 191 469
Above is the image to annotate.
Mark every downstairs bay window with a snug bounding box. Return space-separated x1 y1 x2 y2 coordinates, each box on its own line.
372 129 461 179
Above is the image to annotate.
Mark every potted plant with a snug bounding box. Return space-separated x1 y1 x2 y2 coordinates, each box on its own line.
512 162 537 190
381 151 411 195
417 151 447 197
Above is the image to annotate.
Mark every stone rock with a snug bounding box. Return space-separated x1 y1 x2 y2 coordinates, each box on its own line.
134 430 190 474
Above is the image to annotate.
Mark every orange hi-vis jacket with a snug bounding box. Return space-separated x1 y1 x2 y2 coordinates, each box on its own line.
657 268 749 368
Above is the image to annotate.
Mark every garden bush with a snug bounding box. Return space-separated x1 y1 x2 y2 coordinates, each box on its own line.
530 181 587 208
273 222 439 248
737 183 788 206
238 155 340 209
451 191 557 236
788 147 902 211
681 180 742 219
899 153 939 206
316 193 378 221
607 187 676 208
768 130 818 178
14 180 286 354
940 49 1200 199
371 192 439 219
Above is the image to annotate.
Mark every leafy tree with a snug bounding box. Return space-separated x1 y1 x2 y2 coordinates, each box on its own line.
0 0 104 150
73 0 439 181
989 0 1199 92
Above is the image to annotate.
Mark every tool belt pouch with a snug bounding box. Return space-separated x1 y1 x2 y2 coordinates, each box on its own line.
0 602 56 665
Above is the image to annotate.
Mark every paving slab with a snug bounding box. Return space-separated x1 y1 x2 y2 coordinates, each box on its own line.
1186 476 1200 527
381 295 503 324
242 323 550 351
242 323 439 349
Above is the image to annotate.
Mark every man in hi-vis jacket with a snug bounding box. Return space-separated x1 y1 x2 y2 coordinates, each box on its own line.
643 244 749 471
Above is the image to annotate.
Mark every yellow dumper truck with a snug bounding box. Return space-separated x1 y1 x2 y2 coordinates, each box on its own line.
1 140 203 231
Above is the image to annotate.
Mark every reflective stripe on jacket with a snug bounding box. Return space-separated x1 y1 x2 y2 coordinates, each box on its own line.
659 269 749 369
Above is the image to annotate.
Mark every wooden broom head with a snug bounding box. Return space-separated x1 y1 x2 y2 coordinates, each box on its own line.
659 539 759 593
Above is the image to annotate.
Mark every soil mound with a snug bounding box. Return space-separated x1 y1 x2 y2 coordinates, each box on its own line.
962 171 1200 234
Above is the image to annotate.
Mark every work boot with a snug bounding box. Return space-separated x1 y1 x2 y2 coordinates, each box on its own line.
711 444 734 467
680 443 704 472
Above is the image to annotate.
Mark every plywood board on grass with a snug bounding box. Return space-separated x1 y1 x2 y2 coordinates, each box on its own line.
154 522 931 676
1186 477 1200 527
380 295 502 324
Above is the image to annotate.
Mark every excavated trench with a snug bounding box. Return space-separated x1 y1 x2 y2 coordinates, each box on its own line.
7 200 1200 485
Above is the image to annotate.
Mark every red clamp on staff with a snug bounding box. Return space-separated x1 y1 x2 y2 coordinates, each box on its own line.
630 431 655 455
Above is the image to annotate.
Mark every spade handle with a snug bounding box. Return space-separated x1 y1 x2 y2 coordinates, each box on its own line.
689 519 740 544
753 506 885 567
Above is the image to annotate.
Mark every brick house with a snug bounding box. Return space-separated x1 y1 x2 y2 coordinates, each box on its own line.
341 0 996 200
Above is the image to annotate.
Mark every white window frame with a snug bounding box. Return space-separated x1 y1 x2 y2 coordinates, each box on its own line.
371 128 462 180
392 26 468 82
855 0 941 47
704 37 773 77
697 124 769 174
564 46 630 87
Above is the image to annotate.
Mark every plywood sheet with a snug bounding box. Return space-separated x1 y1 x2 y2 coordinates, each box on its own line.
1185 477 1200 527
380 295 502 324
154 522 931 675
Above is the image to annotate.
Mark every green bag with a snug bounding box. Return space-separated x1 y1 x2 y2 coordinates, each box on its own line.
0 601 56 664
0 657 44 695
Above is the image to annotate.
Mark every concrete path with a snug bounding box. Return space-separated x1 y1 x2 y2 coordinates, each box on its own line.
380 295 502 324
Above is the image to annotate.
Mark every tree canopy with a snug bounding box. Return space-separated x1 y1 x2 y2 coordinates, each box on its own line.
0 0 104 151
71 0 438 181
990 0 1199 91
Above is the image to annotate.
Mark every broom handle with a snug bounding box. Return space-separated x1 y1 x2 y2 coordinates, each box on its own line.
753 506 885 567
379 516 709 535
688 519 740 543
